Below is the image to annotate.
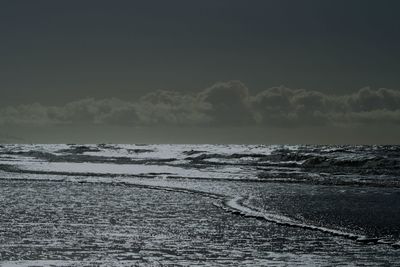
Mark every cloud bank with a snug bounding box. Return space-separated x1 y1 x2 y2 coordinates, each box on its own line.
1 81 400 127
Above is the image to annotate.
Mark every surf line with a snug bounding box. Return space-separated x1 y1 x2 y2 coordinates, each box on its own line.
129 181 400 249
221 195 399 248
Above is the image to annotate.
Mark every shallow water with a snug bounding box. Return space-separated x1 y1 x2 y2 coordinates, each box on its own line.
0 144 400 265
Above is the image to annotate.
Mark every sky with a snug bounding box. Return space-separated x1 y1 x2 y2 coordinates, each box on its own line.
1 0 400 143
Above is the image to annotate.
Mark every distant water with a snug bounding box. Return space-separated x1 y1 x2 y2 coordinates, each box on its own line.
1 144 399 186
0 144 400 265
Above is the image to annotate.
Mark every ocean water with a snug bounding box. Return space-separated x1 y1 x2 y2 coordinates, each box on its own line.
0 144 399 266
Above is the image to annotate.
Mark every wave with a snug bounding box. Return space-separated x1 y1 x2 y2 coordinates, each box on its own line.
1 144 400 175
222 196 400 248
2 162 400 189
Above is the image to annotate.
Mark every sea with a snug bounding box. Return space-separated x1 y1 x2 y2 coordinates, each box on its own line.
0 144 399 266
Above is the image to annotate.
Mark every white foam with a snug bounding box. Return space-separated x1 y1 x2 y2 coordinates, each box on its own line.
225 196 363 240
15 161 255 181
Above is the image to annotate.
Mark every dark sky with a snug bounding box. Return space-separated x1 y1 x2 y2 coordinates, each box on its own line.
1 0 400 143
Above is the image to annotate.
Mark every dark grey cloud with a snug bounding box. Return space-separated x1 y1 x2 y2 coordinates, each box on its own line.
1 81 399 127
348 87 400 112
137 90 210 126
198 81 255 125
251 86 400 127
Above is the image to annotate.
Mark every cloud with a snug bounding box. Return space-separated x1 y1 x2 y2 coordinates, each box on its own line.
347 87 400 112
0 98 140 126
251 86 400 127
0 103 53 125
198 80 255 125
0 81 399 127
135 81 255 126
137 90 211 126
